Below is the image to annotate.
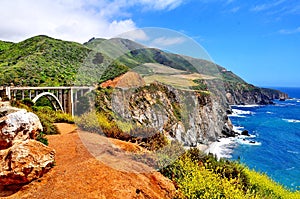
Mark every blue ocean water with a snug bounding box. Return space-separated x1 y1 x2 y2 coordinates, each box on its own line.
229 87 300 191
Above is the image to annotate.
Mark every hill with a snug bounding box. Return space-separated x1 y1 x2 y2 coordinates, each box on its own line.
0 35 287 104
0 35 91 86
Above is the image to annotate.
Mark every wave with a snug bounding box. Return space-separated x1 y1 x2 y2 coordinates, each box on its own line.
234 105 261 108
286 98 300 102
229 109 254 118
283 119 300 123
205 138 237 160
229 114 246 118
232 126 244 134
286 167 295 171
266 111 273 114
287 150 299 154
237 138 261 146
237 134 256 139
275 103 296 107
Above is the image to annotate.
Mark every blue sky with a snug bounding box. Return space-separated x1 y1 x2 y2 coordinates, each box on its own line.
1 0 299 87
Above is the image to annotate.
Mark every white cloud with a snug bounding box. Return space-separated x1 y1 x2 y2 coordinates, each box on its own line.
119 29 150 41
250 0 287 12
151 36 186 47
279 27 300 34
229 6 240 13
0 0 184 43
136 0 184 11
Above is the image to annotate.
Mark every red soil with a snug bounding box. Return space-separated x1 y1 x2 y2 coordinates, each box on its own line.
0 123 175 199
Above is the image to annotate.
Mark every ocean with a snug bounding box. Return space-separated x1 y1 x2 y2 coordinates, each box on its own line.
226 87 300 191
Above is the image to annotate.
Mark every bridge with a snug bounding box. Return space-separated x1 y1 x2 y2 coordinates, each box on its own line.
0 86 94 116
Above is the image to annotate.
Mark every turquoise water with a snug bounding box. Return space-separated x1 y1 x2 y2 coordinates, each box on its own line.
229 87 300 190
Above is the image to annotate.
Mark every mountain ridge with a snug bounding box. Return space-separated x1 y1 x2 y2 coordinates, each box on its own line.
0 35 288 103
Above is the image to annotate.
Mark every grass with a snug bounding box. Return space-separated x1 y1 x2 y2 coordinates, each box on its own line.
143 74 198 90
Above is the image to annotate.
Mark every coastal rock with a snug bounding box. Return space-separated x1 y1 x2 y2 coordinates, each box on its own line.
241 130 250 136
0 140 55 185
107 82 231 146
225 83 288 105
0 108 43 149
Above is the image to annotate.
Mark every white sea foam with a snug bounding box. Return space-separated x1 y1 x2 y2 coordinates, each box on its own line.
232 126 244 134
237 138 261 146
229 113 246 118
286 167 295 171
206 126 260 159
205 138 236 160
287 150 299 154
229 109 254 118
234 104 261 108
266 111 273 114
283 119 300 123
238 134 256 139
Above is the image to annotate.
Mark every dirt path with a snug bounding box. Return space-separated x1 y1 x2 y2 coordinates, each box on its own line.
1 124 175 199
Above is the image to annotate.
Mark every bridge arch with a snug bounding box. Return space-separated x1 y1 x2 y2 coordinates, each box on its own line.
32 92 64 112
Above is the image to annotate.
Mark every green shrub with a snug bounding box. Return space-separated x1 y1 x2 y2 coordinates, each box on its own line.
160 148 300 199
36 132 49 146
164 155 254 199
11 100 73 135
21 98 34 107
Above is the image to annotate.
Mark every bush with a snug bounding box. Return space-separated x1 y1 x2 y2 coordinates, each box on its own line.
21 98 34 107
129 126 169 151
164 155 253 199
75 110 131 140
160 148 300 199
11 100 73 135
36 132 49 146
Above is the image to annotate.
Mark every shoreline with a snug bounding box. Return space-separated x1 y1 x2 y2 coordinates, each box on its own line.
204 137 237 160
204 104 262 160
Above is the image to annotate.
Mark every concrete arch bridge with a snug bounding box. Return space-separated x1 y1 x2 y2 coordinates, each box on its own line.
0 86 94 116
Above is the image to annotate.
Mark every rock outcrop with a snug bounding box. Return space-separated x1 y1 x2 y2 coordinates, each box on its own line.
0 140 55 185
0 104 55 186
102 82 232 146
0 107 42 150
225 83 288 105
100 71 146 89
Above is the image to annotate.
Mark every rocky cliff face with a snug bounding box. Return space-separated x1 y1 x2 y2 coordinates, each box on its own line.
99 82 232 147
225 83 288 105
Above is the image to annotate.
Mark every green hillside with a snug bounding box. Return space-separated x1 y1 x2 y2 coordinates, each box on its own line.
0 35 91 86
0 35 285 103
0 35 248 87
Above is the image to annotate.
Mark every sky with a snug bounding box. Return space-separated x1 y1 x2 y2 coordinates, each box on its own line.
0 0 300 87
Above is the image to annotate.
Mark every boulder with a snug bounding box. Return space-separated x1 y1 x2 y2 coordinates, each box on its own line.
241 130 250 136
0 108 42 149
0 140 55 185
222 125 235 137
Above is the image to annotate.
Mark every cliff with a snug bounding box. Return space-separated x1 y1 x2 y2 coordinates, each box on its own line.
224 82 288 105
97 77 233 147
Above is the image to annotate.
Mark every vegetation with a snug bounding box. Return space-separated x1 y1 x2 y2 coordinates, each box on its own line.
1 35 293 197
75 110 169 151
0 35 91 86
160 148 300 199
12 99 74 135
